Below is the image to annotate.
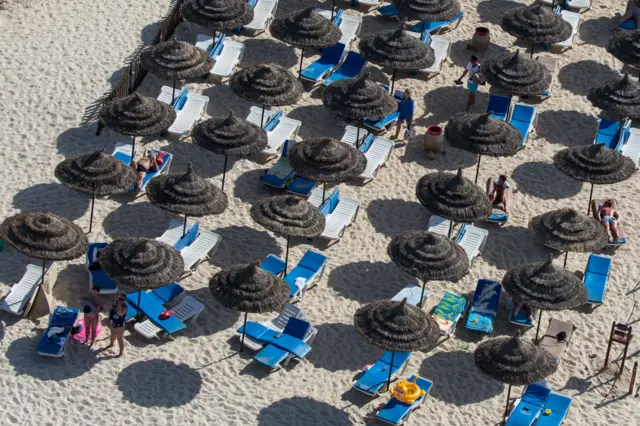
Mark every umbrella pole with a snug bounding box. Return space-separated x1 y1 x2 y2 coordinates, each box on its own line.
586 182 594 215
221 155 229 192
89 194 95 234
421 22 426 41
331 0 335 20
41 259 46 291
182 215 188 238
419 280 427 308
503 384 512 424
322 182 327 204
474 154 482 184
136 290 142 322
298 47 305 79
240 311 248 353
260 104 265 128
171 79 176 105
386 351 396 391
284 235 291 277
531 42 535 58
563 251 569 268
356 126 361 149
391 69 396 94
131 136 136 159
448 220 453 238
535 309 543 343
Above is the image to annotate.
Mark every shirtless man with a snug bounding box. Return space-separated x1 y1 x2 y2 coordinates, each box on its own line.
598 200 620 242
130 152 161 190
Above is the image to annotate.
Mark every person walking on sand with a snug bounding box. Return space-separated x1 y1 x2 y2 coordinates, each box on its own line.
455 55 482 112
107 294 128 357
391 89 415 143
81 285 102 347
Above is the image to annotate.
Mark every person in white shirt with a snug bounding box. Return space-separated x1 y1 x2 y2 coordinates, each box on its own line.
455 55 481 111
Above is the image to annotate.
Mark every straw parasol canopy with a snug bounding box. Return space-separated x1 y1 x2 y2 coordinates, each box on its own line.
359 25 434 91
55 149 138 232
416 168 492 227
323 73 398 120
529 208 609 253
501 5 572 47
99 93 177 137
250 195 325 274
146 163 228 234
99 238 184 288
394 0 461 22
270 7 341 48
554 144 636 185
388 230 469 306
0 211 88 261
607 30 640 67
482 50 551 96
230 62 303 108
192 111 268 190
445 112 521 183
587 74 640 118
287 137 367 183
140 38 213 81
181 0 254 33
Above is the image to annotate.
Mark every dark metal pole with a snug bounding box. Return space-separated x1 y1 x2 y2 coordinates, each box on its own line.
137 290 142 321
503 385 512 424
563 251 569 268
391 69 397 94
535 309 543 344
322 182 327 204
221 155 229 192
419 280 427 308
356 126 361 149
531 42 535 58
42 259 46 291
298 47 305 79
240 311 248 352
386 351 396 391
89 194 95 233
331 0 335 20
474 154 482 184
284 235 291 277
131 136 136 159
587 183 594 215
171 79 176 105
260 104 265 128
182 215 188 238
421 22 426 41
448 220 453 238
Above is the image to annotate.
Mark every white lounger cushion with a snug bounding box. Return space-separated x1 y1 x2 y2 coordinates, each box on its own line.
134 296 205 339
156 220 190 246
424 35 452 74
157 86 209 136
307 187 324 207
0 264 43 315
246 106 273 127
181 228 222 272
392 285 429 306
341 125 369 146
245 0 277 31
428 215 451 236
338 15 363 45
457 225 489 265
321 196 360 240
212 40 245 78
263 116 302 155
554 11 581 48
621 128 640 167
361 136 394 179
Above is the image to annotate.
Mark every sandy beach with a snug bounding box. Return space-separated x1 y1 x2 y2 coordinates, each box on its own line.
0 0 639 424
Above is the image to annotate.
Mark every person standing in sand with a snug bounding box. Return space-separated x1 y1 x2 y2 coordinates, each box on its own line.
455 55 482 112
391 89 415 143
81 285 102 347
107 294 128 357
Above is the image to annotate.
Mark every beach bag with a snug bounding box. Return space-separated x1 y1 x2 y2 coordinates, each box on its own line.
404 126 416 140
472 72 486 85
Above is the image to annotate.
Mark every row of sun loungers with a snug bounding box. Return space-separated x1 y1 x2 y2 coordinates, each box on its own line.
316 9 362 48
258 250 328 301
506 382 573 426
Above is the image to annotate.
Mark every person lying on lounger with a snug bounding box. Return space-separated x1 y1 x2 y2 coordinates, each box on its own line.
486 175 510 214
514 301 535 323
622 0 640 28
129 151 165 190
598 200 620 242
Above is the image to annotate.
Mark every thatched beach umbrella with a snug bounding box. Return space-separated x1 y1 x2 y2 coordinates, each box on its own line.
474 336 558 422
181 0 254 40
55 150 138 233
587 74 640 121
553 144 636 214
99 93 177 158
388 231 469 307
501 5 572 57
99 238 185 320
0 212 88 300
287 138 367 202
482 50 551 96
230 63 303 127
395 0 461 39
250 195 325 275
270 7 342 78
210 261 289 351
355 298 440 390
607 30 640 76
503 256 588 342
192 111 268 191
146 163 228 237
359 25 435 93
322 73 398 147
141 38 213 104
445 112 521 184
416 168 492 236
529 208 608 267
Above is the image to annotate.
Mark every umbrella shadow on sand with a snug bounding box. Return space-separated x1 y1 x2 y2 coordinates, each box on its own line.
102 201 177 239
202 84 260 119
366 198 429 237
287 104 344 140
558 60 620 96
6 334 99 381
116 360 202 408
257 396 354 426
512 161 583 200
242 38 299 69
51 264 93 307
420 85 491 127
13 183 90 221
481 225 548 270
420 350 504 404
477 0 523 25
449 39 511 69
535 110 598 146
157 140 221 180
232 168 279 204
307 323 375 372
210 225 282 269
327 261 415 303
579 16 617 48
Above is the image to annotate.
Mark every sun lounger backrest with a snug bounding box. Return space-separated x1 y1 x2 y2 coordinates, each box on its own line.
342 51 366 74
333 9 343 25
586 254 611 276
512 104 535 123
173 222 199 252
282 317 311 339
319 43 346 65
381 351 411 368
319 190 337 216
328 189 340 213
263 110 283 131
152 282 185 304
298 250 328 272
536 393 572 426
359 134 375 152
522 383 552 406
272 304 303 329
211 34 226 57
487 95 511 120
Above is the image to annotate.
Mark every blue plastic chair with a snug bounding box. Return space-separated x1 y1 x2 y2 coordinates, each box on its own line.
487 94 512 121
353 352 411 395
535 392 573 426
584 254 612 305
376 375 433 425
323 51 367 86
253 317 312 369
465 280 502 334
509 104 536 148
300 43 346 83
284 250 328 299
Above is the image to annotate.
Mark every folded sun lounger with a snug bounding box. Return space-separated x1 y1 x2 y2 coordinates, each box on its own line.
455 224 489 267
323 51 367 86
431 292 467 335
583 254 612 305
422 35 452 75
246 105 274 128
283 250 328 301
253 317 316 370
263 115 302 157
505 383 552 426
37 306 79 357
509 103 538 149
354 351 411 396
157 86 209 137
112 143 173 191
0 264 48 316
376 375 433 425
341 125 369 147
538 318 575 363
487 94 512 121
300 43 346 83
244 0 278 33
465 279 502 334
133 295 204 339
618 127 640 167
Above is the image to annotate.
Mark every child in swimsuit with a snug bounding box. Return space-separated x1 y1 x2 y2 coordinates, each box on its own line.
598 200 620 242
107 294 128 357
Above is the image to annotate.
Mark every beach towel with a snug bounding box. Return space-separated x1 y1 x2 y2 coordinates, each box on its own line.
432 292 467 332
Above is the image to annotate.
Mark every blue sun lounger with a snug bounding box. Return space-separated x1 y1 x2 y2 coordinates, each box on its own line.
620 19 637 30
253 317 314 370
37 306 79 358
284 250 328 301
509 299 537 327
288 176 317 196
488 94 512 121
593 119 630 149
505 383 552 426
353 351 411 396
376 375 433 425
584 254 612 305
364 88 402 133
262 140 296 188
323 51 367 86
111 143 173 191
466 279 502 334
86 242 118 294
509 104 537 149
260 254 286 276
408 11 464 35
300 43 346 83
535 392 573 426
151 282 185 304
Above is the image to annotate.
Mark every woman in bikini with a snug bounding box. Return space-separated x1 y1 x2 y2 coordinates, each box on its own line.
107 294 128 357
130 152 165 190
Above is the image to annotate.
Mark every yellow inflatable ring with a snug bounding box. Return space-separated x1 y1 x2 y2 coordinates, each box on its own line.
390 376 425 404
544 409 552 416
